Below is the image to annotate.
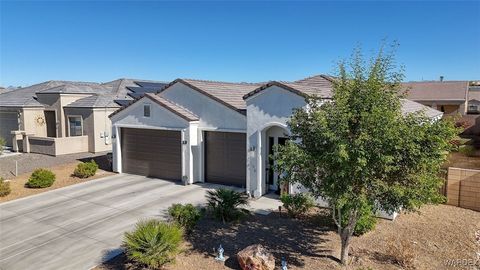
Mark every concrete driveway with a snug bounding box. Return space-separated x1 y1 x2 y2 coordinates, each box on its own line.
0 174 222 270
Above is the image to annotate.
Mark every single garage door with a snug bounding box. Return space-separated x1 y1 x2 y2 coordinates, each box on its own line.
121 128 182 181
205 131 246 187
0 111 18 147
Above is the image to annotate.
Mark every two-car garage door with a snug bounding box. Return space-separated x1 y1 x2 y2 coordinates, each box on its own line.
120 128 246 187
121 128 182 181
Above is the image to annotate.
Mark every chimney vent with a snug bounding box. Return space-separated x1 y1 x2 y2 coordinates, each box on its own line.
440 76 444 82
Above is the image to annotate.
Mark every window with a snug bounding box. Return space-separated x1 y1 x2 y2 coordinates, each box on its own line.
68 116 83 136
144 104 151 117
469 105 478 112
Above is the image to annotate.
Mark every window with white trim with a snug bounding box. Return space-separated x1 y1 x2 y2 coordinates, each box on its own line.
68 116 83 136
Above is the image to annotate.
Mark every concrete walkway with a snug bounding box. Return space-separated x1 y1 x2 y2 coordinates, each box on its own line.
0 174 229 270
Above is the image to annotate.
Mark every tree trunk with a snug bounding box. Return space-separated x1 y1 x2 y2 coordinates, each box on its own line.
338 208 358 266
340 231 351 265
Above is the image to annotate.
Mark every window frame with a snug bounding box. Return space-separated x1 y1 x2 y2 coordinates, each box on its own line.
67 115 84 137
143 103 151 118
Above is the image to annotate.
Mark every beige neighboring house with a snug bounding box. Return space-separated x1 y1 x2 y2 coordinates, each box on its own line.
403 79 480 135
402 80 470 115
0 79 166 156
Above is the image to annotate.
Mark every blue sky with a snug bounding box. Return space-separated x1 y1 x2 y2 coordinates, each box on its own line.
0 1 479 86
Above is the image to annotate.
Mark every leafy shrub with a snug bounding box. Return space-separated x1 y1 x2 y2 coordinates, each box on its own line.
280 193 315 218
168 203 201 233
206 188 249 223
386 237 416 269
0 177 11 197
73 160 98 178
459 145 476 157
26 169 55 188
352 208 377 236
123 219 183 269
341 201 377 236
0 136 6 155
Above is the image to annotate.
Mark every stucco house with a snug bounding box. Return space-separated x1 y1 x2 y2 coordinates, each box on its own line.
110 75 442 200
0 79 166 156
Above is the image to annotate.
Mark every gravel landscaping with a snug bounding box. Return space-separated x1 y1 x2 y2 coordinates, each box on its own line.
0 160 114 203
0 151 111 180
95 204 479 270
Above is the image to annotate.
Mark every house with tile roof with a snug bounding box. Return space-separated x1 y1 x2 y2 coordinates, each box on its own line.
109 74 441 204
402 79 480 135
0 79 166 155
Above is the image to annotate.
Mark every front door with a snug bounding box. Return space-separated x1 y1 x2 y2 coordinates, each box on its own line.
44 111 56 138
267 136 288 191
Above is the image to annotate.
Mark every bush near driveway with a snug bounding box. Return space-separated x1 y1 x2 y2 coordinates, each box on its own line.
73 160 98 178
280 193 315 218
26 168 56 188
0 177 11 197
123 219 183 270
206 188 249 223
168 203 202 233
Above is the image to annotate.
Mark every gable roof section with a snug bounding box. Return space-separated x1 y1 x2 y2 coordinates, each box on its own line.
243 75 334 100
109 93 199 122
159 79 262 111
400 99 443 119
402 81 469 102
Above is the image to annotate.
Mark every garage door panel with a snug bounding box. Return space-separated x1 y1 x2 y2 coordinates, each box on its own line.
0 112 18 147
205 131 246 187
121 128 181 181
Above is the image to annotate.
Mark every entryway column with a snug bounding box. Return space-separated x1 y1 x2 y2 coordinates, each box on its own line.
254 130 262 197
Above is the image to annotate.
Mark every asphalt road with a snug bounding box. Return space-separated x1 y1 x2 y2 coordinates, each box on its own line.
0 174 220 270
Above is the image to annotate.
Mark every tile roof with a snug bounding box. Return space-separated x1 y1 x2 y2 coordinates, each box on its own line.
0 78 167 108
145 93 199 121
109 93 199 121
402 81 469 102
171 79 262 111
400 99 443 119
243 75 334 100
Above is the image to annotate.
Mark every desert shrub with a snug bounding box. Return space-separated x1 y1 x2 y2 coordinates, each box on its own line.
0 177 11 197
341 201 377 236
73 160 98 178
123 219 183 269
206 188 249 223
168 203 201 233
386 237 416 269
280 193 315 218
26 168 55 188
0 136 6 155
459 145 476 157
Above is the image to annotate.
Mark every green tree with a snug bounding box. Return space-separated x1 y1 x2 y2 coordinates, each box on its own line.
274 44 458 265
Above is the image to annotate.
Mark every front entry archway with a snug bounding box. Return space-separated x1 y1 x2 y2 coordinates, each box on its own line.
265 126 289 193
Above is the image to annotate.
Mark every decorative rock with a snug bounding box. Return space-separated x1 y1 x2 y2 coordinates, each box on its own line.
237 244 275 270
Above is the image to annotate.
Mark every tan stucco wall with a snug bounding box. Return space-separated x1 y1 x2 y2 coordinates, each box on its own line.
92 108 116 153
21 108 47 137
36 93 92 137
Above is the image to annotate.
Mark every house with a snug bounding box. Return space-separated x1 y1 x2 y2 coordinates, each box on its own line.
109 75 442 200
402 80 470 115
0 79 166 156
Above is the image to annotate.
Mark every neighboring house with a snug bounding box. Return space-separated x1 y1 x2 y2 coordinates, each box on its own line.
110 75 442 201
0 79 166 155
402 80 470 115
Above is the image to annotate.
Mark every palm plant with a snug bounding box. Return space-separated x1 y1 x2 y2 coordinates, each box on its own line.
123 219 183 269
206 188 249 223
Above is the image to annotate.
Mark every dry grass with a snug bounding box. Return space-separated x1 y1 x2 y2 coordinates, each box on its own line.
385 237 417 269
0 161 114 203
96 204 480 270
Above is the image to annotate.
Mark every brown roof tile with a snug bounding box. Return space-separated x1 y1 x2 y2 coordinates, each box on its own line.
402 81 469 101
